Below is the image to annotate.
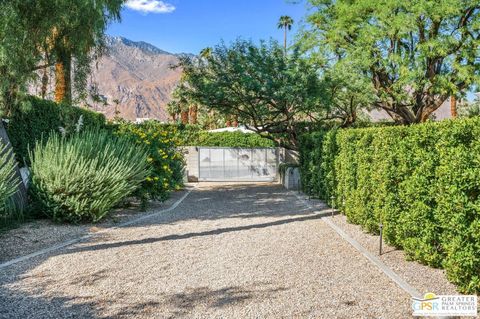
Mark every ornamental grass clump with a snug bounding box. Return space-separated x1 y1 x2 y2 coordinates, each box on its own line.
29 129 150 223
0 141 20 216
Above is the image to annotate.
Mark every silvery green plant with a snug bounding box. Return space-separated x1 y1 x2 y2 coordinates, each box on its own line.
0 141 20 216
59 115 84 137
29 129 150 223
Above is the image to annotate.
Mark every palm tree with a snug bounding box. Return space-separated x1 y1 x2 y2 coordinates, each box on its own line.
200 47 212 59
52 0 123 104
277 16 294 53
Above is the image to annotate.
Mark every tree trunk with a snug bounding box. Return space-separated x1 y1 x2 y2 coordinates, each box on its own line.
54 49 72 104
189 105 198 124
0 120 27 212
284 27 287 53
41 67 48 99
450 96 457 119
180 111 189 125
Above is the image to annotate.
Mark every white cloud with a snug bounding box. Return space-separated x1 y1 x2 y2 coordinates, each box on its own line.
124 0 175 14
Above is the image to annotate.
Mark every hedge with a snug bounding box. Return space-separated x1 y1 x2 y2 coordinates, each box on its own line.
300 118 480 294
193 131 276 148
122 122 276 148
6 96 106 165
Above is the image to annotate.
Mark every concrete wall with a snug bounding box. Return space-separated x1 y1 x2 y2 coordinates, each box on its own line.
183 146 199 182
281 167 301 190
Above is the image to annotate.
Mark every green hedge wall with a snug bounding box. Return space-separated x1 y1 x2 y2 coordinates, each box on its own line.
193 131 276 148
6 96 106 165
124 122 276 148
300 118 480 294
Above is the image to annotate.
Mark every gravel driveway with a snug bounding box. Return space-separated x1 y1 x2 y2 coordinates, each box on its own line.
1 183 414 318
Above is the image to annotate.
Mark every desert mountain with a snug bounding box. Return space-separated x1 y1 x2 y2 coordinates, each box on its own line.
88 36 186 121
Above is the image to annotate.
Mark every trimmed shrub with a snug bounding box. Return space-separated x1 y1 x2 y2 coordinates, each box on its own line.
7 96 106 165
29 129 149 223
193 131 276 148
131 123 276 148
435 119 480 293
300 117 480 293
299 131 327 199
0 142 20 216
114 121 185 201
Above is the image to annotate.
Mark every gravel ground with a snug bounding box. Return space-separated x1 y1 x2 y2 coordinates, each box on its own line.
302 196 461 297
0 190 189 263
0 183 417 318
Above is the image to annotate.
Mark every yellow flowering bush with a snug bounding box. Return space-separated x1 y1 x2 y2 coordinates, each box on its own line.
114 120 185 201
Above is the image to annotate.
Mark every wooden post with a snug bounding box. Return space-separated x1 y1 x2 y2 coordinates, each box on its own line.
0 119 27 212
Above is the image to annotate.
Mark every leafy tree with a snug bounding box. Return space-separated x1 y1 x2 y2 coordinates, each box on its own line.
199 47 213 59
0 0 58 115
50 0 124 104
278 16 294 52
459 94 480 117
177 39 326 149
0 0 124 113
304 0 480 124
321 61 376 127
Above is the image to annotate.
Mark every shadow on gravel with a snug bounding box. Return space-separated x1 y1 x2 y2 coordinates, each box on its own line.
118 183 329 227
0 183 313 319
110 283 288 318
62 210 335 255
0 287 99 319
166 284 288 313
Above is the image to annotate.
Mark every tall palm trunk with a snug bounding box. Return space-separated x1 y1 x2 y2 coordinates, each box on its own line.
284 26 287 53
40 50 50 99
189 105 198 124
180 110 189 125
450 95 457 119
54 49 72 104
41 67 48 99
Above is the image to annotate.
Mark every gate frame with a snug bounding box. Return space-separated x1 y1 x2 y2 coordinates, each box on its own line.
197 146 279 182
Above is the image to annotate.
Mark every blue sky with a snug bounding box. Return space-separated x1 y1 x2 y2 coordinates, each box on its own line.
107 0 307 54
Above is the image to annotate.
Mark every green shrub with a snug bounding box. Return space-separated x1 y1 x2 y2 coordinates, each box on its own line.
193 131 276 148
113 121 185 201
435 119 480 293
132 123 276 148
0 142 20 216
7 96 106 165
299 131 327 199
300 117 480 293
29 129 149 223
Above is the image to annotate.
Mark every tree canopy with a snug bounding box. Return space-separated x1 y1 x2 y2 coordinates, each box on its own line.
0 0 124 114
303 0 480 124
176 39 327 149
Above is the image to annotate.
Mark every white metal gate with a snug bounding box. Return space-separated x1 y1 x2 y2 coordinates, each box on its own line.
198 147 278 182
